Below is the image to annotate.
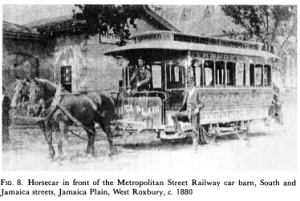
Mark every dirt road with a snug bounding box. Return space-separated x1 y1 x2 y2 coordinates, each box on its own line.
2 92 297 171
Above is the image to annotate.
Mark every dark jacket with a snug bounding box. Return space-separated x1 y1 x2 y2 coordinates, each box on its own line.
179 88 204 112
2 95 11 124
130 66 152 91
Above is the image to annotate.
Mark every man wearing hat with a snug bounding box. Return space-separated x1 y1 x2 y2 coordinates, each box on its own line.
2 87 11 144
128 57 152 92
171 77 204 152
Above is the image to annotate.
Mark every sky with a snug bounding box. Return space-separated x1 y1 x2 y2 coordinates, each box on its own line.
3 4 75 25
2 1 298 25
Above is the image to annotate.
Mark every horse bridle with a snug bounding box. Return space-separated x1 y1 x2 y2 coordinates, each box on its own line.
15 79 30 106
29 83 42 104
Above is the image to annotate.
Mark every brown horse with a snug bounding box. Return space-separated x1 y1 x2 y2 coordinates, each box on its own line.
27 78 115 160
11 78 58 158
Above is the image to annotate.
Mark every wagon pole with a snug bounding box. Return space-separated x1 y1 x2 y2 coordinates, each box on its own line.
67 128 90 141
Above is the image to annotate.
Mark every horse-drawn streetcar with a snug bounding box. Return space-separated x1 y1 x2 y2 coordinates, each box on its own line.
105 31 280 144
11 30 281 159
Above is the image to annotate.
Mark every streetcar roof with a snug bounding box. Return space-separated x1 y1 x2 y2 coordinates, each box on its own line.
105 40 280 60
105 31 280 60
129 30 264 46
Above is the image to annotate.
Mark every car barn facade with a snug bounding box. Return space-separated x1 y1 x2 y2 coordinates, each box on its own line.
17 6 178 94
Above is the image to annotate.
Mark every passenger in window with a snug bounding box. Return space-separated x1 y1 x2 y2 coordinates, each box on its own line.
128 57 152 93
171 77 204 152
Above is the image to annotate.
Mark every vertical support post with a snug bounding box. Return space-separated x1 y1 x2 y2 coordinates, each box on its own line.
187 51 191 84
213 61 216 88
245 59 249 87
262 64 265 88
253 63 256 87
224 61 227 87
234 62 237 88
270 63 273 88
202 60 205 87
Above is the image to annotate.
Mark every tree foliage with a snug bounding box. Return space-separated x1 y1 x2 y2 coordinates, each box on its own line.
221 5 297 55
73 5 143 45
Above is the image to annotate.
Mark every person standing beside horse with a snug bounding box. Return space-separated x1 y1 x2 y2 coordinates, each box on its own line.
2 87 11 144
171 77 204 152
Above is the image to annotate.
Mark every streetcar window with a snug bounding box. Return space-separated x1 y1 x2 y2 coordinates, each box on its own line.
191 59 203 87
204 61 214 87
215 61 225 86
236 63 246 87
250 64 255 86
152 64 162 89
255 64 263 86
226 62 236 86
167 60 185 89
264 65 271 86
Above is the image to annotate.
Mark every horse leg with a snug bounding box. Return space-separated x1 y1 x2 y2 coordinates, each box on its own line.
59 121 69 160
40 121 55 159
100 119 114 157
54 122 64 161
86 125 96 157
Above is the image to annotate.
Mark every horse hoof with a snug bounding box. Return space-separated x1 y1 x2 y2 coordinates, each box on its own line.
108 152 114 158
49 153 55 160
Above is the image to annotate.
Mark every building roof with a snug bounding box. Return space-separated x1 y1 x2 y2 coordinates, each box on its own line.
3 21 39 34
142 5 179 32
3 21 45 41
150 5 244 37
25 15 74 29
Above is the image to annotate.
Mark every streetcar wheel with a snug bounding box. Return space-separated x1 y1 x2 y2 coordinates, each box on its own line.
200 126 216 144
236 131 248 140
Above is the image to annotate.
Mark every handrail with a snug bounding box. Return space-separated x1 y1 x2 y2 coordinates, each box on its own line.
126 91 167 102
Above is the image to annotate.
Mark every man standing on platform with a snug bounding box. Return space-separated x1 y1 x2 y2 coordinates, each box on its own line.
128 57 152 93
171 77 204 152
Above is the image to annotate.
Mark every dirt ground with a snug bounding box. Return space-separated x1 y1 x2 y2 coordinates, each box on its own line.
2 91 297 171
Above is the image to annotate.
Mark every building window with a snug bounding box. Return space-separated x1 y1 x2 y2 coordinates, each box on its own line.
61 66 72 92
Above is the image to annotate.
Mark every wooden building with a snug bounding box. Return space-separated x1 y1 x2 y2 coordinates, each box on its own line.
23 5 179 94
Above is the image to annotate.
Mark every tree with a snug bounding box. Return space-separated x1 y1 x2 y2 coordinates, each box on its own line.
73 5 144 45
221 5 297 56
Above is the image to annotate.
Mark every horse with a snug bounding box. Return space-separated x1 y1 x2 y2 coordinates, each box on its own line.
11 77 58 158
10 77 31 109
27 78 115 160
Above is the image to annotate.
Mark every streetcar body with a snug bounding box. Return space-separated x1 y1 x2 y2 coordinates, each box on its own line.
106 31 280 142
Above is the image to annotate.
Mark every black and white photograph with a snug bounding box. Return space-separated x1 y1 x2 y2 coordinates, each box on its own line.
1 2 299 199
